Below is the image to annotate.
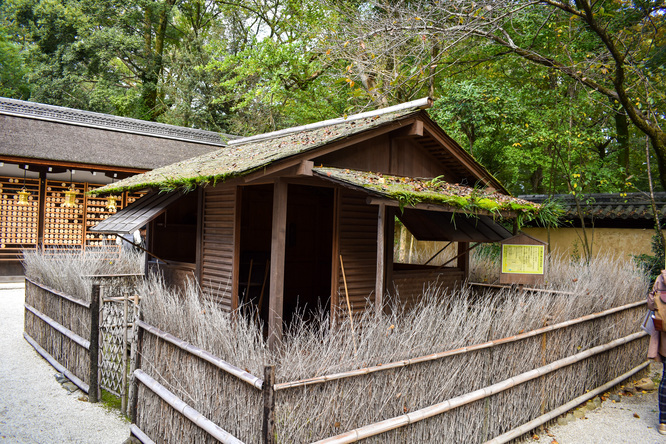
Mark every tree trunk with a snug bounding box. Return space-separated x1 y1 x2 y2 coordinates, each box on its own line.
652 132 666 190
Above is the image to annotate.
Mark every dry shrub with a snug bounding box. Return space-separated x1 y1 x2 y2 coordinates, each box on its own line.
22 248 144 302
137 253 649 442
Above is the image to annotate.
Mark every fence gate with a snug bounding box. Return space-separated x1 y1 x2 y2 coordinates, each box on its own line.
98 279 139 414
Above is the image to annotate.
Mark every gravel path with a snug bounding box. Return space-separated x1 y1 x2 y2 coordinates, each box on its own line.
0 283 129 443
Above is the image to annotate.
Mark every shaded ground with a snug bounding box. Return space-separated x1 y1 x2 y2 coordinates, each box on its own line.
0 283 129 443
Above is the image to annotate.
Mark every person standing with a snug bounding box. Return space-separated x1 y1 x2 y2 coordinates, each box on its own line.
647 269 666 435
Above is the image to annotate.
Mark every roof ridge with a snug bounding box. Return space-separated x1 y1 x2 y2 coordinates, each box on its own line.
0 96 227 146
229 97 432 146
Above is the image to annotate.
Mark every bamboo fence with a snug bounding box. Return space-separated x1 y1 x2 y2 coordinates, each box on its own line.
23 276 141 405
24 277 93 390
130 298 648 443
130 319 270 444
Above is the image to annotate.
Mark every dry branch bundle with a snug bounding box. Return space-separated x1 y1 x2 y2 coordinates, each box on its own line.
135 253 648 443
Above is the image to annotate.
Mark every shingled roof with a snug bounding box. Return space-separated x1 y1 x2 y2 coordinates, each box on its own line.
90 100 438 194
315 167 540 218
521 192 666 228
0 97 228 170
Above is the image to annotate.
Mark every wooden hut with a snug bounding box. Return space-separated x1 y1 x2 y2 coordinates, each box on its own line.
90 98 542 346
0 97 225 275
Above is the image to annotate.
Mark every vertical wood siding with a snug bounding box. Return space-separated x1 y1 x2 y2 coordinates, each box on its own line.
201 186 237 311
336 189 377 316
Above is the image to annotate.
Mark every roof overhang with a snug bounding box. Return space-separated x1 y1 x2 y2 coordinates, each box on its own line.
89 190 183 234
397 208 512 242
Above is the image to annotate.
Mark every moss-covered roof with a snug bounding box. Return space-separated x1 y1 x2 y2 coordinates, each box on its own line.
313 167 543 220
90 107 424 195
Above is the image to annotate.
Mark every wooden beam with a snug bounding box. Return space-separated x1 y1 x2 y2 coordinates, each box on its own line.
375 203 385 311
268 179 288 350
392 120 424 139
0 155 147 174
296 160 314 176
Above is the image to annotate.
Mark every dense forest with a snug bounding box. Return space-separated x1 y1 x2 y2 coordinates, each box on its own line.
1 0 665 195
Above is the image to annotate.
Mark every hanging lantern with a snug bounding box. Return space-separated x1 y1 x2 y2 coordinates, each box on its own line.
17 188 30 205
106 195 118 211
62 187 77 208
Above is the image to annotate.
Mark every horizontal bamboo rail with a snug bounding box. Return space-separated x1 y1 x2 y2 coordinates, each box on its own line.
82 273 145 278
134 369 245 444
137 319 264 390
24 303 90 349
312 330 647 444
25 277 90 308
275 300 645 391
469 282 577 295
484 361 650 444
130 424 156 444
23 332 90 393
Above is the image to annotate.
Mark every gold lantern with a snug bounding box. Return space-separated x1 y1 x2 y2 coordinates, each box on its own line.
106 195 118 211
17 189 30 205
62 187 77 208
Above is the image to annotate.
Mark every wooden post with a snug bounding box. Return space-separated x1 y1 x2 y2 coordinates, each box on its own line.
128 309 144 423
329 188 341 327
89 283 100 403
262 365 276 444
268 180 287 351
195 186 204 283
375 203 385 311
457 241 470 278
37 171 46 247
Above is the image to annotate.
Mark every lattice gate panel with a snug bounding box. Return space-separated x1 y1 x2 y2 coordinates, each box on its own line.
99 284 137 403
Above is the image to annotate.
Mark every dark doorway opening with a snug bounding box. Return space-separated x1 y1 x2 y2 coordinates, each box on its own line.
238 183 334 335
238 185 273 329
283 185 334 327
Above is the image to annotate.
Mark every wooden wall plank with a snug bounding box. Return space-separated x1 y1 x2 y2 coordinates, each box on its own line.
200 185 237 311
335 189 378 318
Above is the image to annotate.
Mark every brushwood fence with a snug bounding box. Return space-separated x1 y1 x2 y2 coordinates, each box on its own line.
24 275 142 408
129 297 648 444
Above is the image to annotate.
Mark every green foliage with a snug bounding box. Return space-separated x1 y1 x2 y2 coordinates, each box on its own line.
0 28 30 98
634 226 666 282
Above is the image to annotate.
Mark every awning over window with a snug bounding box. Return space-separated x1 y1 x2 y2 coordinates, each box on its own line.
89 190 183 234
397 208 512 242
313 167 517 243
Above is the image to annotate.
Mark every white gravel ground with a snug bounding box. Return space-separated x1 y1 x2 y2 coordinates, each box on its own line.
0 283 129 443
545 366 666 444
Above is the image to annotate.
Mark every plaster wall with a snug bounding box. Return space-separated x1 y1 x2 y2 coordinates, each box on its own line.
522 227 655 261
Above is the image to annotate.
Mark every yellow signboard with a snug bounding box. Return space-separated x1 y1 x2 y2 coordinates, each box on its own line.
501 244 545 275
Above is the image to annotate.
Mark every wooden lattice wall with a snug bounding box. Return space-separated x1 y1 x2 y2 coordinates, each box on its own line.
0 176 144 260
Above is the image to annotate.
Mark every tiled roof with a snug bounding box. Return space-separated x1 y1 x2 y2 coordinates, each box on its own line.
520 192 666 221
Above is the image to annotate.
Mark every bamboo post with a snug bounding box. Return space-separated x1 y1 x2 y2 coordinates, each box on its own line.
129 310 144 423
339 255 357 355
262 365 276 444
121 288 129 415
89 283 100 403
